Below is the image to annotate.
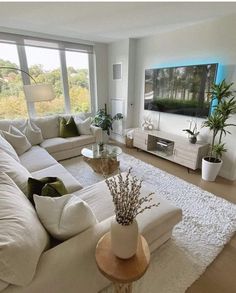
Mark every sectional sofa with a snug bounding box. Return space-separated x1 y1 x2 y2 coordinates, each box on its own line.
0 114 182 293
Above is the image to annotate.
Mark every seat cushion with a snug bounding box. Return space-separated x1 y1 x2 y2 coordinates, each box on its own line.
31 164 83 194
0 150 31 195
20 146 58 173
74 177 182 245
0 172 49 286
41 135 96 154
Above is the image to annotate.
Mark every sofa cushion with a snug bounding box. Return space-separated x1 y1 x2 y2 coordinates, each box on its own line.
74 177 182 245
34 193 98 240
0 119 25 131
0 133 20 162
31 164 83 193
0 172 49 286
75 117 92 135
0 149 31 195
28 177 68 202
21 120 44 145
20 146 58 173
1 126 31 155
59 116 79 138
31 115 59 139
40 135 96 154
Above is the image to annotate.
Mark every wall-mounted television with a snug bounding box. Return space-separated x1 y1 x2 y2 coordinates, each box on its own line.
144 63 218 118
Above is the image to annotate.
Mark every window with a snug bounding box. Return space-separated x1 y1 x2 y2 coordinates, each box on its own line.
25 46 64 117
0 43 27 119
66 51 91 113
0 32 94 119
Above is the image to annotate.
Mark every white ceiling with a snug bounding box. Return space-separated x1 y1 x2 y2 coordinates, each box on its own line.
1 2 236 43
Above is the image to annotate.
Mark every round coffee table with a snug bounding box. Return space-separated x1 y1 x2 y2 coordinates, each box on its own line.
95 232 150 293
81 144 122 175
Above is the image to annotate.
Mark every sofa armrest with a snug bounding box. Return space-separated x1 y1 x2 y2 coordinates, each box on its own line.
90 125 102 143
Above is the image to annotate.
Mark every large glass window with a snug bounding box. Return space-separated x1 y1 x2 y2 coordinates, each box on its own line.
25 46 64 116
0 43 27 119
66 51 91 113
0 33 93 119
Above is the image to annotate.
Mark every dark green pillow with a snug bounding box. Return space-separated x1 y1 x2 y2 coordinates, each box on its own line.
28 177 68 203
59 116 79 138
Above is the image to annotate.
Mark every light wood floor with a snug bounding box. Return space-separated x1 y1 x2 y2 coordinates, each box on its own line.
116 142 236 293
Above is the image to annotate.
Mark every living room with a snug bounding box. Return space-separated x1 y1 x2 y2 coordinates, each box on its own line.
0 2 235 293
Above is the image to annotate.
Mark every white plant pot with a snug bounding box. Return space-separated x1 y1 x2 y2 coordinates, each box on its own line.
110 217 139 259
202 157 223 182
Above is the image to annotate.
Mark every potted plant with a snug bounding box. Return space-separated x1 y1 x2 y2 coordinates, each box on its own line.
93 104 123 143
201 80 236 181
105 168 159 259
183 121 200 144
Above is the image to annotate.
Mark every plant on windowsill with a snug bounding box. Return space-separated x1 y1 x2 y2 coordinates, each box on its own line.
201 79 236 181
92 104 123 143
105 168 159 259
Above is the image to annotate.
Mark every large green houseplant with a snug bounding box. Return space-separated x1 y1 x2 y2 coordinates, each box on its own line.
93 104 123 142
201 79 236 181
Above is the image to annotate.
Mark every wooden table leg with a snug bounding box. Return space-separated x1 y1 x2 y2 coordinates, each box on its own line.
113 282 132 293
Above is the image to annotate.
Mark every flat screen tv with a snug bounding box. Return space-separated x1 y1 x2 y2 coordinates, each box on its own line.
144 63 218 118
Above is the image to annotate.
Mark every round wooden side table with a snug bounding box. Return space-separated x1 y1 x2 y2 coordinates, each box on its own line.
95 232 150 293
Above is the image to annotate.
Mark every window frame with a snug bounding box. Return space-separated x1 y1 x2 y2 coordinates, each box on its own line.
0 32 95 118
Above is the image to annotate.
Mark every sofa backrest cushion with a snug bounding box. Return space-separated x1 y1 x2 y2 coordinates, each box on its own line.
0 172 50 286
0 149 31 195
0 134 20 162
31 115 59 139
34 193 98 240
0 119 25 132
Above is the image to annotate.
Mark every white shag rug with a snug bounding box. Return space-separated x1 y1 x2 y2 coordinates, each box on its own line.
61 153 236 293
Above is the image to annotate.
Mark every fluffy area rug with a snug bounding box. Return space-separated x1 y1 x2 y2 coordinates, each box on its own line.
61 153 236 293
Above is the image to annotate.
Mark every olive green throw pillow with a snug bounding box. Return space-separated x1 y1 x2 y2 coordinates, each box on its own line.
59 116 79 138
28 177 68 203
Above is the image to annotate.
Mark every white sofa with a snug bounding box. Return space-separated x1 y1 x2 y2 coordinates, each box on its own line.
0 115 182 293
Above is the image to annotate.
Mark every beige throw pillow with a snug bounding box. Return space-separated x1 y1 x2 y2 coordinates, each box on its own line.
0 172 49 286
0 149 31 195
1 126 31 155
75 117 92 135
22 120 43 145
34 193 98 240
0 133 20 162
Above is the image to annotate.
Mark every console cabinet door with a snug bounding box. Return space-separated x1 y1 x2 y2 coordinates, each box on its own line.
133 131 148 150
173 143 199 169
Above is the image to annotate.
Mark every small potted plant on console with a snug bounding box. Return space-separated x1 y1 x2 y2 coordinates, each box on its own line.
201 80 236 181
183 121 200 144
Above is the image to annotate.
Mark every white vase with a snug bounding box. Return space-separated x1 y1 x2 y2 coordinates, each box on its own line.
202 157 223 181
110 217 139 259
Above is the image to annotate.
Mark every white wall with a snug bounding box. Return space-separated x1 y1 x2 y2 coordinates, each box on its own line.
134 14 236 180
108 14 236 180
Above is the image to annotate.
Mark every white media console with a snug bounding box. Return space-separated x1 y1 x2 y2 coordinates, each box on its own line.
133 129 209 170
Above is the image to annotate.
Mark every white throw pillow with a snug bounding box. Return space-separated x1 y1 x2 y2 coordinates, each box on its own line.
75 117 92 135
0 149 31 195
0 133 20 162
34 193 98 240
1 126 31 155
0 172 49 286
22 120 43 145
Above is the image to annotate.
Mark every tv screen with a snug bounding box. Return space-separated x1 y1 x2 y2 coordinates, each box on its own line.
144 63 218 118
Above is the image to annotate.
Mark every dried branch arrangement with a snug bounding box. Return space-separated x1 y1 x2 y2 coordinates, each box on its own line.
105 168 159 226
